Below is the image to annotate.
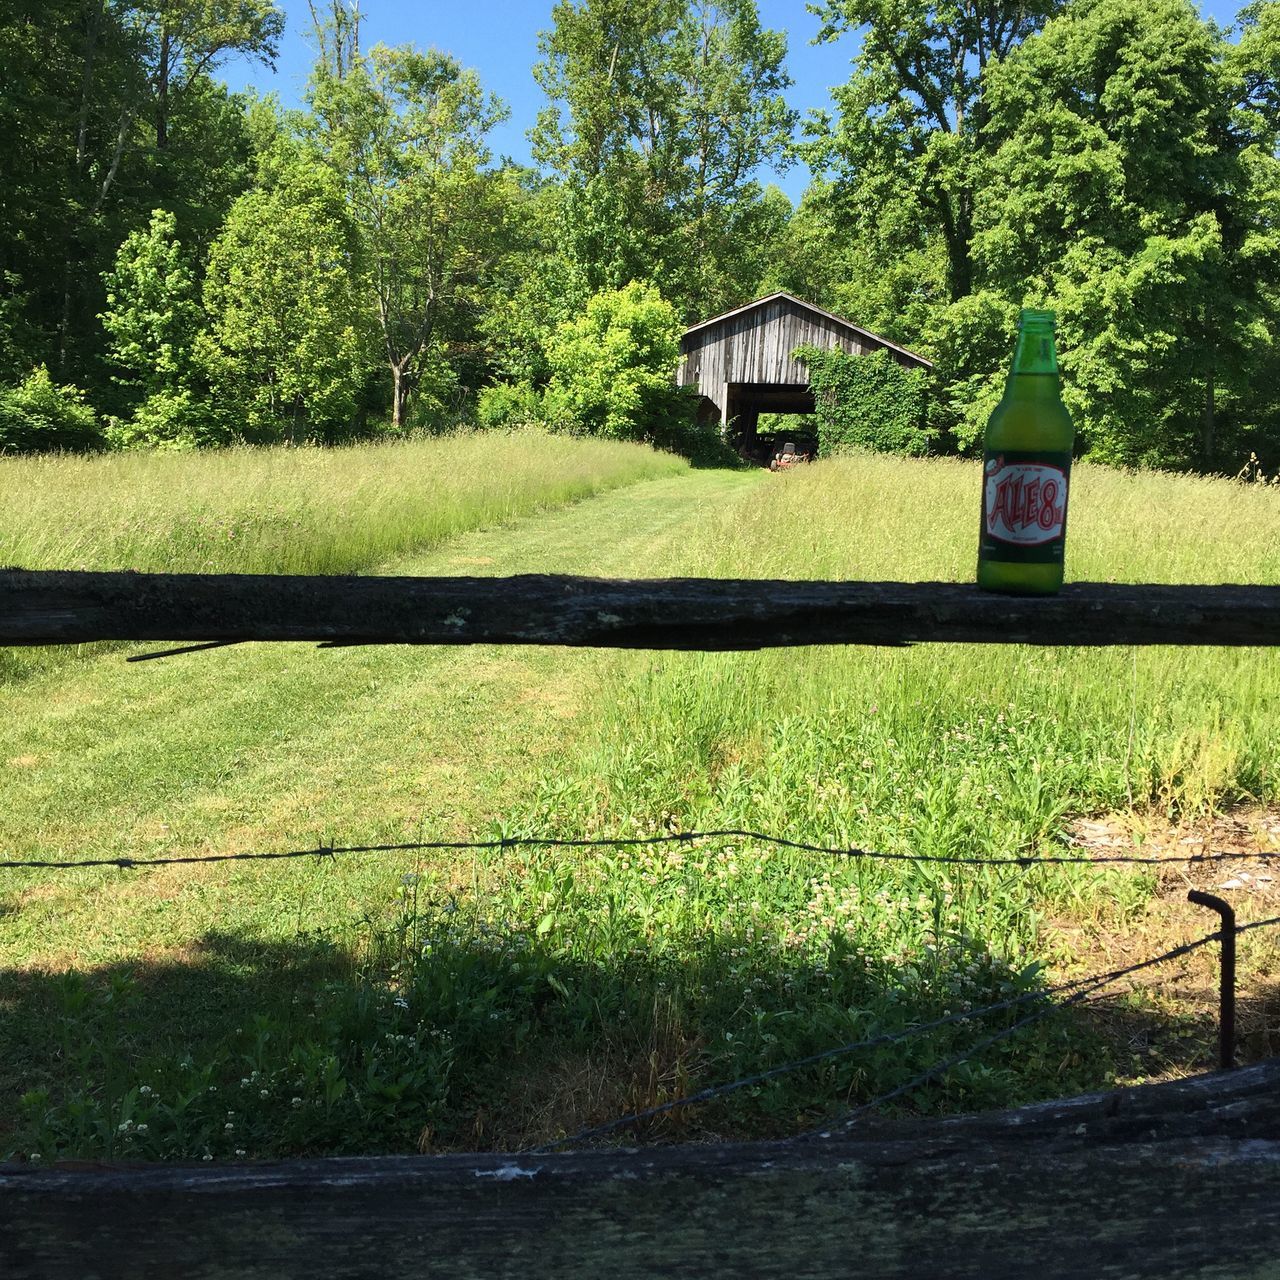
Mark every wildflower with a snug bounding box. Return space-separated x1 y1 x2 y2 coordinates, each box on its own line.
259 1089 269 1099
225 1123 235 1132
235 1149 247 1158
139 1085 153 1097
291 1097 302 1109
203 1154 214 1162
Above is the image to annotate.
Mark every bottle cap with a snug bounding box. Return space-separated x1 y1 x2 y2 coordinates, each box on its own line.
1019 308 1056 328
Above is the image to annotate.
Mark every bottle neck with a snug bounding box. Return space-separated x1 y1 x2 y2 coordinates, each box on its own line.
1001 371 1063 404
1009 325 1058 377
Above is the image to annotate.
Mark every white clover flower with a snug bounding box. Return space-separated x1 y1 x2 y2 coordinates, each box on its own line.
259 1089 269 1099
291 1097 302 1108
235 1149 247 1157
224 1123 235 1132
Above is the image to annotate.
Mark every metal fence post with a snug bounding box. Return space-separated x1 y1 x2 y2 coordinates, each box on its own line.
1187 890 1237 1070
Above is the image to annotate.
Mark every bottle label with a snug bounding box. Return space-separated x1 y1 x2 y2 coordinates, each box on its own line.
980 450 1071 564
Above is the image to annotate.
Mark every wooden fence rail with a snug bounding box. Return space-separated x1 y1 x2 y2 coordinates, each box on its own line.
4 1063 1280 1279
3 569 1279 648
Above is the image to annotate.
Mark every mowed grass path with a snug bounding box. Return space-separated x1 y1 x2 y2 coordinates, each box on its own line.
1 468 758 970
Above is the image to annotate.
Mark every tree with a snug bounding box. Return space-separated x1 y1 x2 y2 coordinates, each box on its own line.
973 0 1280 466
145 0 282 151
100 207 200 402
309 41 508 429
543 280 687 440
810 0 1059 311
197 152 370 443
531 0 798 317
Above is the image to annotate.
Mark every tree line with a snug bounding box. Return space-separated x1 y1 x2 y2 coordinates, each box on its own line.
1 0 1278 471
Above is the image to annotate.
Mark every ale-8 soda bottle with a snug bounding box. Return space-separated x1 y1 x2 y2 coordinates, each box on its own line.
977 308 1075 595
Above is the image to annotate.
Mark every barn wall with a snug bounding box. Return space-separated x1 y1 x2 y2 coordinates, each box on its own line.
679 300 920 413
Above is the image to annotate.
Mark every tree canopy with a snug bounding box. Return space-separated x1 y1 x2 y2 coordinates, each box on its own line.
0 0 1277 470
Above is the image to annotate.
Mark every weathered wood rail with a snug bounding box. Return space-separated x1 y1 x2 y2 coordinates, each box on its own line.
2 569 1279 648
4 1063 1280 1279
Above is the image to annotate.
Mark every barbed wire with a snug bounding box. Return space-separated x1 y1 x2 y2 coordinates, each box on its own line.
529 915 1280 1154
1 826 1274 872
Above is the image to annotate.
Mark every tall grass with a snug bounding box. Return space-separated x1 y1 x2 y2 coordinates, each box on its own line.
535 455 1280 843
1 430 685 683
1 429 686 575
467 455 1280 1138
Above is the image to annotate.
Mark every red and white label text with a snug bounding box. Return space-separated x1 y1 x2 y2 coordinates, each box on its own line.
984 460 1067 545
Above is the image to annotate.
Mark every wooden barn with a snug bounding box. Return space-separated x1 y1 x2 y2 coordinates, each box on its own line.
678 292 932 459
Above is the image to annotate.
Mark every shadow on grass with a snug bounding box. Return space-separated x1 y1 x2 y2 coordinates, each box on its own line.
0 912 1220 1164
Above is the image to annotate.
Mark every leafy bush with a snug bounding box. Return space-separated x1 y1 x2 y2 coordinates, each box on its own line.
0 366 104 454
475 381 545 429
795 346 932 456
543 281 688 442
103 390 232 451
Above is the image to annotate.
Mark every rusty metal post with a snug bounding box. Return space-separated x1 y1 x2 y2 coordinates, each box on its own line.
1187 890 1237 1069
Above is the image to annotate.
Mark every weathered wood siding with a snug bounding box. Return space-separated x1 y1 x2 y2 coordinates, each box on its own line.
679 297 920 403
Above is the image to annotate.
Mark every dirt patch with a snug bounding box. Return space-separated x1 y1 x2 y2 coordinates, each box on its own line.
1047 807 1280 1082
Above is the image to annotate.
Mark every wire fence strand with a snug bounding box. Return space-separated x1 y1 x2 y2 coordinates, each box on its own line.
2 826 1276 872
530 915 1280 1154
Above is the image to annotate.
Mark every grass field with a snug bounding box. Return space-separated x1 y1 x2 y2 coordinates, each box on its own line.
2 444 1278 1161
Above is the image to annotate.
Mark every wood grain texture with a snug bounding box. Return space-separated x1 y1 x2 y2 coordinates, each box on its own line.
2 570 1279 649
678 294 933 420
3 1064 1280 1279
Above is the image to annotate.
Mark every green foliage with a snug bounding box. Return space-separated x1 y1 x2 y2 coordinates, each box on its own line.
102 389 230 451
197 155 369 444
973 0 1277 469
309 41 509 428
532 0 798 318
0 0 275 391
795 347 931 456
475 381 546 429
0 366 103 455
544 282 690 441
100 209 203 409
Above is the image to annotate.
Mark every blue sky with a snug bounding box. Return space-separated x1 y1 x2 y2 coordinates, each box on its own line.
218 0 1247 205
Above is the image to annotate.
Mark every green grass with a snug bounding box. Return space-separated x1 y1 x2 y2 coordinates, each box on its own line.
0 429 685 683
2 449 1278 1161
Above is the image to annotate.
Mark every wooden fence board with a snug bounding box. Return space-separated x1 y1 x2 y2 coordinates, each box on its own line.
2 569 1279 649
3 1064 1280 1279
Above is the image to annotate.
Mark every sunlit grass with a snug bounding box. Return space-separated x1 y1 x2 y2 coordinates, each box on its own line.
0 428 686 576
4 452 1278 1159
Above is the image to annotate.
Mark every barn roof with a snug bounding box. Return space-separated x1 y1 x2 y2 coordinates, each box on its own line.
682 292 934 370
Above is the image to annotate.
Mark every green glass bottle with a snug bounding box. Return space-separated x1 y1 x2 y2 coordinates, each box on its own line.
977 309 1075 595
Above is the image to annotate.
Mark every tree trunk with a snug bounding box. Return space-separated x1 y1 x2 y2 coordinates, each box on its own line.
1202 364 1216 464
156 26 169 150
391 363 405 429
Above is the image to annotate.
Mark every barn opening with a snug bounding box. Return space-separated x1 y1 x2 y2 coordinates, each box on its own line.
679 293 932 467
